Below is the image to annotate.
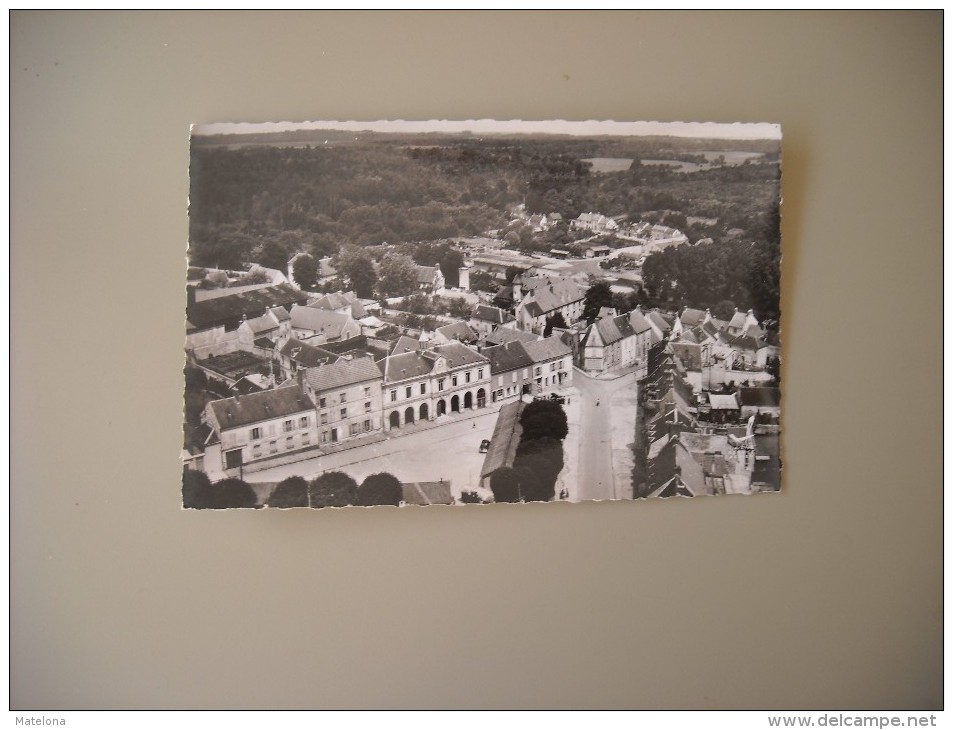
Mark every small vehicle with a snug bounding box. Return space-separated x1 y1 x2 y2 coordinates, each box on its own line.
549 394 566 405
479 439 491 453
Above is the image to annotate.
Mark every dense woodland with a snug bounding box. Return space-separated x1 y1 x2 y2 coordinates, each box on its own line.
189 131 781 321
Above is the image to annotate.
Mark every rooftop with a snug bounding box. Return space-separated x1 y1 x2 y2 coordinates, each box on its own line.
208 386 315 431
304 356 383 392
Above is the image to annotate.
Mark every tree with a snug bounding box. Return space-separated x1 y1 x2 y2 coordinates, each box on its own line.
202 270 229 289
378 253 418 297
357 473 403 506
253 238 292 273
519 400 569 441
336 245 377 298
238 264 271 285
183 468 259 509
490 467 522 503
309 472 358 508
514 437 564 502
292 253 318 290
439 247 465 288
544 312 568 336
582 281 613 323
268 476 309 508
713 299 736 321
469 270 499 293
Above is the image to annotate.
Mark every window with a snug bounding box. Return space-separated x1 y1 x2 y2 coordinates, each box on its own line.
558 360 564 370
478 368 484 379
252 445 262 458
283 419 293 433
319 397 327 408
496 389 504 399
269 440 278 454
465 371 471 383
535 367 542 376
451 375 458 386
302 433 310 446
340 392 346 403
364 386 371 397
321 432 328 444
363 419 371 432
390 389 397 402
364 401 371 412
438 378 445 391
350 423 360 436
320 413 328 425
511 372 517 383
286 436 294 449
340 407 347 418
420 383 426 395
299 416 309 428
250 427 262 440
550 362 556 371
405 386 412 398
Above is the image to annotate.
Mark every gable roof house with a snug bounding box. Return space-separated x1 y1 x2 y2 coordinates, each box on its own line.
415 265 446 293
236 306 293 356
579 308 653 375
483 341 536 402
289 305 361 345
469 305 517 336
203 385 317 474
515 278 586 335
300 356 385 446
433 321 478 346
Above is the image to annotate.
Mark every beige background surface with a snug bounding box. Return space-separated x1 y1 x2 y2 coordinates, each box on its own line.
10 11 942 710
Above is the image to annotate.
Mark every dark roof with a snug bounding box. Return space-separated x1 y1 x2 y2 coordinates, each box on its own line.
429 341 488 368
738 387 781 408
186 283 307 332
380 351 436 383
483 341 534 375
522 336 571 363
480 401 524 479
471 305 514 325
416 266 440 285
484 327 540 347
208 386 315 431
670 341 702 371
680 308 707 327
279 337 337 368
304 356 382 392
436 321 477 343
401 481 453 505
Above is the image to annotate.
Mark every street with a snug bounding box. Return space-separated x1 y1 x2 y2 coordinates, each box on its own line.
572 369 639 502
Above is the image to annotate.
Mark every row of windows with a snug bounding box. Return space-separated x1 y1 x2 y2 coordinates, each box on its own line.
317 386 372 409
249 416 309 441
251 431 312 459
388 369 486 402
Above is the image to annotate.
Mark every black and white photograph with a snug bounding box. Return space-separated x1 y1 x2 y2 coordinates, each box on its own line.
183 119 782 509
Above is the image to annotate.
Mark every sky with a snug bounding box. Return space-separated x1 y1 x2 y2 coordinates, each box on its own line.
192 119 781 140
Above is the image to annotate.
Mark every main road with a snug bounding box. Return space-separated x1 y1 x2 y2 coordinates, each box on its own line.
572 369 639 502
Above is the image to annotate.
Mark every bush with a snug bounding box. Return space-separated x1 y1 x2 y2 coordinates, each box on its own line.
268 476 309 508
357 473 403 506
519 400 568 441
309 472 358 508
183 468 258 509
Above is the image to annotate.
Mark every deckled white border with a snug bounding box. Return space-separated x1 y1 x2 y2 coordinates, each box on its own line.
192 118 781 139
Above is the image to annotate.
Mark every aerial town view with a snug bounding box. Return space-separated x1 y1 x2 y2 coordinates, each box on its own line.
182 120 782 509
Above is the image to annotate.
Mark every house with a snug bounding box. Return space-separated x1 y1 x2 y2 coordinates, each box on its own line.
469 305 517 337
483 326 540 348
415 265 446 293
300 356 385 448
236 306 292 356
309 291 366 319
204 385 317 473
378 342 491 430
277 337 338 380
549 248 571 259
570 212 618 233
522 336 573 392
483 341 536 403
738 387 781 421
515 278 586 334
585 245 612 258
390 335 426 356
288 305 361 344
578 308 653 374
479 400 525 490
433 321 478 346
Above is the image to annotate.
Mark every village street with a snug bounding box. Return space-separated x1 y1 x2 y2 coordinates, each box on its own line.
572 368 639 502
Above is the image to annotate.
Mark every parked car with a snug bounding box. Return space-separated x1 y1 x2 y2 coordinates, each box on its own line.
479 439 491 453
